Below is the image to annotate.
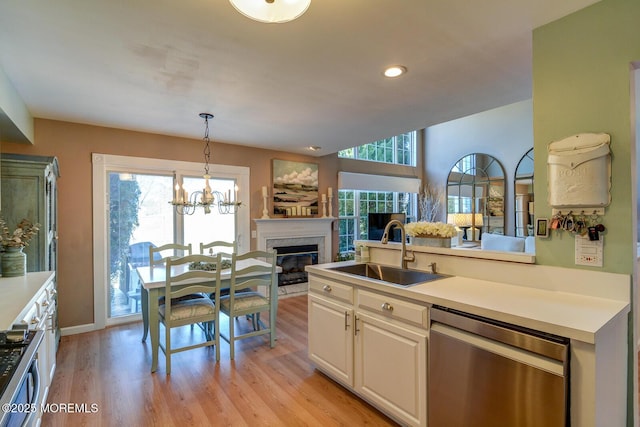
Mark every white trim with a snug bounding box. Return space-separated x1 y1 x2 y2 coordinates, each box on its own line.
60 323 97 336
254 218 333 264
92 153 250 330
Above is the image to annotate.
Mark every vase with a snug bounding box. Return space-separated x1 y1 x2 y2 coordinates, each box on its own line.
410 236 452 248
2 246 27 277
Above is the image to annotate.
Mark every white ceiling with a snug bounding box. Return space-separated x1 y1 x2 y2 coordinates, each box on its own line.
0 0 600 156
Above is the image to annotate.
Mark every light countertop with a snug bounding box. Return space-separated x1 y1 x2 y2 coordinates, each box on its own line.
0 271 55 330
306 262 629 344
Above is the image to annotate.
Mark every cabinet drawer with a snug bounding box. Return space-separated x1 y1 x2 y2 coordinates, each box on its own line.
357 289 427 328
17 303 40 329
35 287 53 318
309 276 354 304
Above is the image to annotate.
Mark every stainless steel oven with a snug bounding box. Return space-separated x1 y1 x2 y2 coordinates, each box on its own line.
0 330 44 427
428 306 569 427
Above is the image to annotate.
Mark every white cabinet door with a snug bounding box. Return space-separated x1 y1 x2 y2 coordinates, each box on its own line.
355 311 427 427
308 294 354 387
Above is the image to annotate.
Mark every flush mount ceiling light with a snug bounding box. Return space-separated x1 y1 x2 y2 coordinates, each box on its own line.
383 65 407 78
230 0 311 24
308 146 322 151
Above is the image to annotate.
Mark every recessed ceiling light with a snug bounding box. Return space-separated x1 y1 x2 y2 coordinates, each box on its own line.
383 65 407 78
308 146 322 151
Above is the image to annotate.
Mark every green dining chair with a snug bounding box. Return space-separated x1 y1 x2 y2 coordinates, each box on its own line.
150 243 205 304
158 253 222 374
199 240 237 256
219 249 278 360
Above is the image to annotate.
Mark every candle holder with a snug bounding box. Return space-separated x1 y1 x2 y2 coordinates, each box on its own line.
321 199 328 218
170 189 241 215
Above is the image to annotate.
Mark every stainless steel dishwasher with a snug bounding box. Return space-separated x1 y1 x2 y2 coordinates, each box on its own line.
428 306 570 427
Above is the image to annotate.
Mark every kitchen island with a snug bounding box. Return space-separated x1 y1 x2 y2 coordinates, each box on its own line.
306 245 630 427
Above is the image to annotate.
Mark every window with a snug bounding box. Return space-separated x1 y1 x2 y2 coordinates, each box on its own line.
337 131 419 253
92 154 249 327
338 189 416 253
338 131 416 166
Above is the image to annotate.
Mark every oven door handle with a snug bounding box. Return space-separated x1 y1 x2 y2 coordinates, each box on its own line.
22 359 40 427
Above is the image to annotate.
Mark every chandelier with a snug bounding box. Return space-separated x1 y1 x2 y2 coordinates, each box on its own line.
229 0 311 24
170 113 241 215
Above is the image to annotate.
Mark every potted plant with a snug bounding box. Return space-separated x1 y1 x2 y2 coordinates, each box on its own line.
0 217 40 277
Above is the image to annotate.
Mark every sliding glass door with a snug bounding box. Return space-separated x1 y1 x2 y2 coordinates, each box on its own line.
93 153 250 327
108 172 174 318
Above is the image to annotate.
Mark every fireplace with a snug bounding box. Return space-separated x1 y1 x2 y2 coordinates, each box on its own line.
274 244 318 286
255 218 334 296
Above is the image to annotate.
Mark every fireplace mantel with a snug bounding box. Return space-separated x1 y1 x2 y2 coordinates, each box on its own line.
254 217 334 264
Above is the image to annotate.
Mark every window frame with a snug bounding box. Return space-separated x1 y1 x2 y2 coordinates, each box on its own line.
338 189 417 253
338 131 417 166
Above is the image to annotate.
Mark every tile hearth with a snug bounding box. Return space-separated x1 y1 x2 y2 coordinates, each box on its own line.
278 282 308 299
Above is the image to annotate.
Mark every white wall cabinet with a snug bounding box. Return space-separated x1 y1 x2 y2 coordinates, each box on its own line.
308 276 427 427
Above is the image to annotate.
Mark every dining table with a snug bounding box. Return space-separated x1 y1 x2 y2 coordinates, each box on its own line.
136 258 280 373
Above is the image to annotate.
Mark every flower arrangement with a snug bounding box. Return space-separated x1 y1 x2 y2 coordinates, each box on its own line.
404 221 456 238
0 217 41 248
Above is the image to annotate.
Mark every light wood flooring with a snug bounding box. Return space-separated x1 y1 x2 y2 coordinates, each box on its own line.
42 295 398 426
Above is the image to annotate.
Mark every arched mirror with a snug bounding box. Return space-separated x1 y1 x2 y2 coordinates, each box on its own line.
514 148 534 237
447 153 505 242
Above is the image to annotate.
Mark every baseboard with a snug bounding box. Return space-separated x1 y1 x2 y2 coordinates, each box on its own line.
60 323 97 336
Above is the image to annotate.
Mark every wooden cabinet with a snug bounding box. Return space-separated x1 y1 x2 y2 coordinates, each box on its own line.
308 276 354 387
308 294 354 386
1 154 59 273
1 154 60 345
355 290 427 427
14 274 57 427
308 276 427 427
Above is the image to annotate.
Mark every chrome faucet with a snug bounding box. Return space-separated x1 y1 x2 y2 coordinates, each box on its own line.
380 219 415 269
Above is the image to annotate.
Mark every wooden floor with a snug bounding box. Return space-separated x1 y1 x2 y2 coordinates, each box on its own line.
43 295 398 426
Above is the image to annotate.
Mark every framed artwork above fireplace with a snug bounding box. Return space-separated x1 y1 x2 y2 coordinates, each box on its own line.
272 159 319 217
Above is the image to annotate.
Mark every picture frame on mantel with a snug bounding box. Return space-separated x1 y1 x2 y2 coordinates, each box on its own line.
272 159 319 217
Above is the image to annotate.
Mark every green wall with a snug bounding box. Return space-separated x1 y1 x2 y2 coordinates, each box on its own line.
533 0 640 274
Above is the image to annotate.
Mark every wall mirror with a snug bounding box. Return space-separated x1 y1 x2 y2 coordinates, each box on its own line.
447 153 505 241
514 148 534 237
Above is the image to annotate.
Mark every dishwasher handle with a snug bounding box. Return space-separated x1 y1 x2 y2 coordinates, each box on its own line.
431 306 569 363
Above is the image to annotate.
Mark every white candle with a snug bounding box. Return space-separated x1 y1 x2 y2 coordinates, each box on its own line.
174 184 180 203
322 194 327 202
234 184 238 202
328 187 332 197
262 186 268 197
183 189 189 203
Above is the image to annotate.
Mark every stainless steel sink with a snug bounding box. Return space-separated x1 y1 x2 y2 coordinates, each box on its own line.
328 263 446 287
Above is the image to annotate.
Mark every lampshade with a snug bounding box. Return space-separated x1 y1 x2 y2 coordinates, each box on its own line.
230 0 311 23
450 213 483 227
450 213 469 227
